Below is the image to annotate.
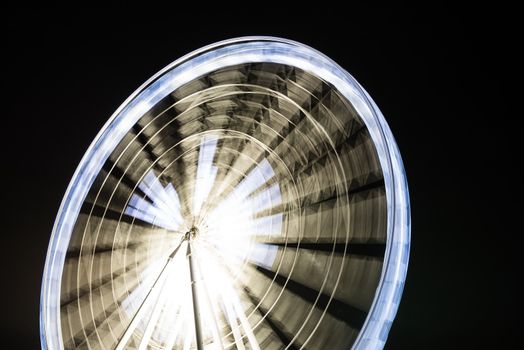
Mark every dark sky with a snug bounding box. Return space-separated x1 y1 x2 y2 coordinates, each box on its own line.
2 5 517 349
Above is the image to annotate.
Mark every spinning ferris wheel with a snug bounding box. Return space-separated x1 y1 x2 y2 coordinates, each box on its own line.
40 37 410 350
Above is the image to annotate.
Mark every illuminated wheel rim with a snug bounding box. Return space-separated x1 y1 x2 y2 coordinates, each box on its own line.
40 37 410 350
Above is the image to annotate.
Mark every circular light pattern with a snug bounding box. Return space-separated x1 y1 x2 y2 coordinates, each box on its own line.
40 37 410 350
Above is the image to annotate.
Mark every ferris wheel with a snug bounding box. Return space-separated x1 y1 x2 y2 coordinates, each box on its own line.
40 37 410 350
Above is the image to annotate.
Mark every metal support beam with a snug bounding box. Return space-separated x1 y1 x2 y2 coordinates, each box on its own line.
187 239 205 350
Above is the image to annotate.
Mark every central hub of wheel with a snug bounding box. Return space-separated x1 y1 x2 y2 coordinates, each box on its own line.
186 226 199 240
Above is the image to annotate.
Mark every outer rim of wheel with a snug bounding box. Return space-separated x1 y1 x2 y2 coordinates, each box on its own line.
40 36 410 350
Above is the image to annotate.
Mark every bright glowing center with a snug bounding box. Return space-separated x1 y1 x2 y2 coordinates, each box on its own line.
121 135 283 349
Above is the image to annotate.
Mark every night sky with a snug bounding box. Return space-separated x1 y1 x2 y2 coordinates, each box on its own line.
3 5 517 349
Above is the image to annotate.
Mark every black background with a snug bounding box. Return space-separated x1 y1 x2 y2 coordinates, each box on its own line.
3 5 517 349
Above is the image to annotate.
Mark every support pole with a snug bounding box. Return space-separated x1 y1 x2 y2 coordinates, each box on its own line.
187 240 204 350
